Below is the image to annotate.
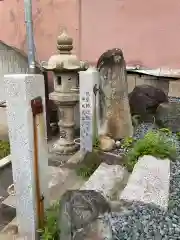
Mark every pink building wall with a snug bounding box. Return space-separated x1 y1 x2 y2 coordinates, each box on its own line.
0 0 180 69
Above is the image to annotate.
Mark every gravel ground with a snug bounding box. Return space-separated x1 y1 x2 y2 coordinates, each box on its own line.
103 121 180 240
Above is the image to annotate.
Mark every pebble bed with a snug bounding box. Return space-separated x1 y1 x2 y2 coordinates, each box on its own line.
104 119 180 240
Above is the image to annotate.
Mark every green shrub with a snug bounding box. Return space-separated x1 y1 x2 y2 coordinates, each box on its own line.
159 128 172 136
0 140 10 159
125 130 177 172
121 136 134 149
176 132 180 141
38 201 60 240
93 137 100 150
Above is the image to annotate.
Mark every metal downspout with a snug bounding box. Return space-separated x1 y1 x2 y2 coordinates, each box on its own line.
24 0 36 73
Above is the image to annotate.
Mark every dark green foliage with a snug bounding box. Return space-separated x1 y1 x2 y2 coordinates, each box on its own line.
0 140 10 159
38 201 60 240
159 128 172 136
176 132 180 141
93 137 100 150
125 131 177 172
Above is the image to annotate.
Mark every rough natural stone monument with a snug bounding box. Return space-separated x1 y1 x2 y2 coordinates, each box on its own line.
155 102 180 132
59 190 111 240
97 48 133 140
129 84 168 122
120 155 170 210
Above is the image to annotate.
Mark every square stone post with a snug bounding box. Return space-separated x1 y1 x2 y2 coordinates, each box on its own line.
79 67 100 152
4 74 49 239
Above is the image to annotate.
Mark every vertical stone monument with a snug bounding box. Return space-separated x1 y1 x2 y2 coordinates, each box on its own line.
97 48 133 140
79 67 100 152
42 30 87 155
4 74 49 239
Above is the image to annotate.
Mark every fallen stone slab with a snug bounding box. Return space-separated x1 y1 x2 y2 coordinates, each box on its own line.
81 163 128 201
119 155 170 210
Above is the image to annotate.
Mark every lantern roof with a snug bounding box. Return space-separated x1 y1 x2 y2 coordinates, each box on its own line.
42 30 88 71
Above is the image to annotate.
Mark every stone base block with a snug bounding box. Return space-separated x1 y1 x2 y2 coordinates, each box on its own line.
52 138 78 155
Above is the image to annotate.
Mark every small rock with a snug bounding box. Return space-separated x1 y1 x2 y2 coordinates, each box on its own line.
99 135 115 151
115 140 121 148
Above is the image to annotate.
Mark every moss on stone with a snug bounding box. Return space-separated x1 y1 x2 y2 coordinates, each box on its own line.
0 140 10 159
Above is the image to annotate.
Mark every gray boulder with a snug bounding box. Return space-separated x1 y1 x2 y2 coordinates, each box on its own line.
155 102 180 132
59 190 111 240
129 85 168 122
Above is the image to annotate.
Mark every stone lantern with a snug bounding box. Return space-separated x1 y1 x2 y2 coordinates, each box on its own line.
43 30 87 154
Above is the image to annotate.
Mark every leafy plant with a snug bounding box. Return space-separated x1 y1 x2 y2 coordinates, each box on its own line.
159 128 172 136
38 201 60 240
176 132 180 141
0 140 10 159
121 137 134 149
125 130 177 172
93 137 100 150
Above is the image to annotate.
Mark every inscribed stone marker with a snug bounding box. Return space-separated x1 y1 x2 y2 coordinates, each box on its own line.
79 67 100 152
4 74 49 239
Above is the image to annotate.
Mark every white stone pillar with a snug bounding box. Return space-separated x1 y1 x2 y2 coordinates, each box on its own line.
79 67 100 152
4 74 49 239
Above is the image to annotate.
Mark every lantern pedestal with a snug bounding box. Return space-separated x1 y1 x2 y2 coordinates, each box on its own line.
50 92 78 154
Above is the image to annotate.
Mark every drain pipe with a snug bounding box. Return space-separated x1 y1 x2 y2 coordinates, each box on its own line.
24 0 36 73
